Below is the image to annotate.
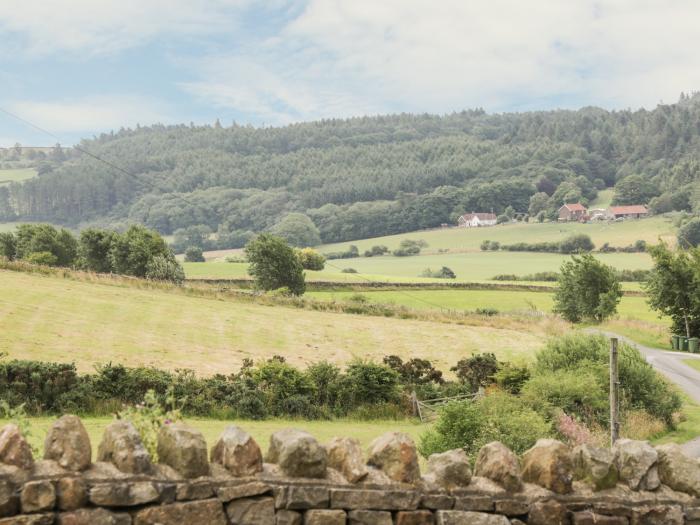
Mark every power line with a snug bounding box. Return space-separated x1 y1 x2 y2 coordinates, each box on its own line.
0 106 212 218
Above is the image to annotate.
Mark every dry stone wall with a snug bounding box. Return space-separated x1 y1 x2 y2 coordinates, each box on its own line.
0 416 699 524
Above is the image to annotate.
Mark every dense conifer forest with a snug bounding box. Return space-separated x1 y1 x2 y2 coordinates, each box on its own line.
2 93 700 248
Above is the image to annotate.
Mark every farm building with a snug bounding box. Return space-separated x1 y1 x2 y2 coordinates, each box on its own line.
558 203 587 221
607 205 649 219
457 212 497 228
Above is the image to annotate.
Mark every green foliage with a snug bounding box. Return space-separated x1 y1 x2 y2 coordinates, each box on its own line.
24 251 58 266
0 232 16 260
421 266 456 279
678 218 700 248
79 228 116 272
494 363 531 394
612 174 660 205
393 239 426 257
364 245 389 257
337 360 401 407
451 353 499 392
324 245 359 260
341 267 357 273
245 233 306 295
184 246 205 262
270 213 321 247
296 247 325 271
480 240 500 251
0 400 37 454
553 254 622 322
533 333 681 426
419 392 550 458
14 224 77 266
110 225 175 278
559 234 595 254
383 356 444 386
645 243 700 336
145 255 185 284
120 388 182 461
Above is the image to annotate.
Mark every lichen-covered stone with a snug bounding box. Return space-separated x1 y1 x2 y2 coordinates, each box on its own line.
215 481 270 502
424 449 471 490
89 481 160 507
56 477 87 511
348 509 393 525
434 511 510 525
211 426 262 477
330 488 420 510
274 485 328 510
267 429 327 479
20 480 55 513
0 479 17 518
43 415 91 472
157 423 208 479
97 420 152 475
326 437 367 483
395 510 435 524
521 439 573 494
276 509 302 525
528 499 568 525
134 499 227 525
656 443 700 497
0 514 55 524
473 442 522 492
225 496 275 524
366 432 420 484
304 509 346 525
57 508 131 525
613 439 659 491
572 444 618 491
0 425 34 471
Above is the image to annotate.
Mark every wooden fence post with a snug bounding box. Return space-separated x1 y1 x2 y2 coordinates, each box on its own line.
610 337 620 446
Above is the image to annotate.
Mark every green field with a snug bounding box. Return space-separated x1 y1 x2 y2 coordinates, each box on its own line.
0 269 554 375
589 188 614 208
186 251 652 283
0 168 37 186
2 417 425 461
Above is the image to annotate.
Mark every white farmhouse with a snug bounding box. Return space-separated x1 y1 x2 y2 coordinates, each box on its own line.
457 212 498 228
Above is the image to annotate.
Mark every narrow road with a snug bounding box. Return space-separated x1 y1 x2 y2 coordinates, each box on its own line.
590 330 700 455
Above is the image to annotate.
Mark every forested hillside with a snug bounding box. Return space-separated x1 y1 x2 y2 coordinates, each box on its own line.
2 93 700 248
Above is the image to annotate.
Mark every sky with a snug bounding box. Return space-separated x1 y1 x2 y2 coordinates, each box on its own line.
1 0 700 147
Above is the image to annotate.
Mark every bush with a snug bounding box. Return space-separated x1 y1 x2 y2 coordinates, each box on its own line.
678 217 700 248
341 267 357 273
451 353 499 392
421 266 456 279
393 239 426 257
364 245 389 257
146 255 185 284
324 245 359 260
184 246 205 262
559 234 595 254
24 251 58 266
496 214 510 224
245 234 306 295
296 247 325 271
418 392 550 458
337 360 400 407
495 363 531 394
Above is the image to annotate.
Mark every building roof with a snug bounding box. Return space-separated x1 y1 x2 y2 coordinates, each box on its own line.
460 213 497 221
560 203 587 212
609 205 648 215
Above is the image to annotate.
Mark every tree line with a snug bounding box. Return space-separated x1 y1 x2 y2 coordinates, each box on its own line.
2 94 700 248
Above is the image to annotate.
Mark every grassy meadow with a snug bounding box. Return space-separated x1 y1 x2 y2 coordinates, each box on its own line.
0 168 37 186
0 269 558 375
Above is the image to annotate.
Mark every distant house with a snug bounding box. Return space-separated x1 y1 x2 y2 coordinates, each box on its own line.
558 203 587 221
458 212 497 228
588 208 608 220
607 205 649 219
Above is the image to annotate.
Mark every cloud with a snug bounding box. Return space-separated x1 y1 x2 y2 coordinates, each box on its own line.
0 0 250 56
182 0 700 124
9 95 174 135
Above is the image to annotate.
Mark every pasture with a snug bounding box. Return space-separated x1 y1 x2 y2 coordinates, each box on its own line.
0 269 555 375
0 168 37 186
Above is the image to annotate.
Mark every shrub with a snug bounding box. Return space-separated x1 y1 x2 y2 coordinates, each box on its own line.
145 255 185 284
24 251 58 266
421 266 456 279
0 232 16 260
393 239 426 257
383 356 444 386
559 234 595 254
495 363 531 394
296 247 325 271
324 246 359 260
496 214 509 224
341 267 357 273
337 360 400 407
253 359 316 413
184 246 205 262
418 392 550 458
364 245 389 257
678 217 700 248
451 353 499 392
475 307 499 316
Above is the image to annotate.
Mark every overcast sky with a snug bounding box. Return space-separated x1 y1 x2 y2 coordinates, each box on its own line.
1 0 700 146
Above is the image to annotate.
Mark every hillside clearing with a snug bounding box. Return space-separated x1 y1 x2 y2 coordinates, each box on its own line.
0 168 37 186
0 270 555 374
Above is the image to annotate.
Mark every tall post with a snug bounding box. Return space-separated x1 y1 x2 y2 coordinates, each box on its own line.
610 337 620 446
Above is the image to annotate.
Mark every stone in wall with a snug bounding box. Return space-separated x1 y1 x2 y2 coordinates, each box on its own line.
423 449 472 490
326 437 367 483
367 432 421 484
157 423 209 479
43 415 91 472
473 442 522 492
521 439 573 494
656 443 700 497
267 429 328 479
97 420 153 475
613 439 659 491
210 425 263 477
573 444 618 490
0 424 34 471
